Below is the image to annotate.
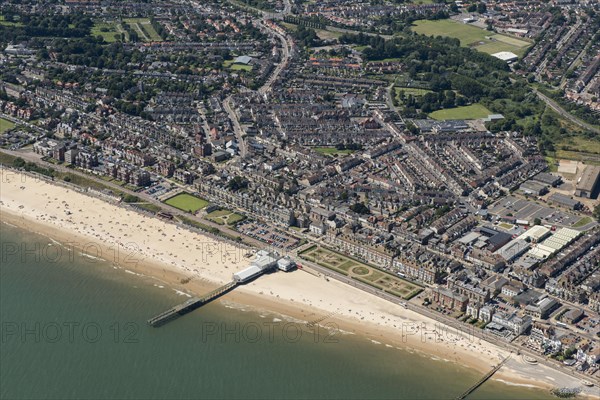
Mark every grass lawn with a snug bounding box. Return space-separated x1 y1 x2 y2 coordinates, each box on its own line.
123 18 162 42
553 136 600 164
205 208 246 226
0 118 16 134
91 22 121 43
429 104 492 120
314 147 356 156
394 87 431 97
412 19 530 57
413 19 489 45
573 217 592 228
230 63 252 72
223 59 253 72
164 193 209 213
281 22 341 41
557 137 600 155
299 246 422 300
0 15 24 27
474 40 529 57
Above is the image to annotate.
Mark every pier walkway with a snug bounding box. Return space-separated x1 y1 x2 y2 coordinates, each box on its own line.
456 355 511 400
148 281 237 327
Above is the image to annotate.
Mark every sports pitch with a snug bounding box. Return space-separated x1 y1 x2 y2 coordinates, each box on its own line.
412 19 530 57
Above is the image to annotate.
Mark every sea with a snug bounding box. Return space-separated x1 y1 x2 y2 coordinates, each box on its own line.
0 222 554 399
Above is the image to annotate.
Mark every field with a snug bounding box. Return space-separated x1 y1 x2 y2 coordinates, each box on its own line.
553 136 600 164
164 193 209 213
299 246 423 300
205 208 246 226
0 118 16 134
124 18 162 42
314 147 356 156
412 20 530 57
230 64 253 72
429 104 492 120
91 22 122 43
223 60 253 72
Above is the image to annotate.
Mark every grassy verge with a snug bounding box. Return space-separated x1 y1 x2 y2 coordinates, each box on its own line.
573 217 592 228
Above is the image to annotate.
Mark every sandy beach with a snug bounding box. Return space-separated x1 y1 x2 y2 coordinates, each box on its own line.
0 168 596 397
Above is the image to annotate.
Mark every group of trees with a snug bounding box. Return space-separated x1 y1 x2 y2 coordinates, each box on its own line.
0 13 93 43
350 202 370 215
150 17 167 41
399 89 466 114
342 30 579 154
283 15 326 30
46 38 143 70
290 25 321 48
227 176 249 192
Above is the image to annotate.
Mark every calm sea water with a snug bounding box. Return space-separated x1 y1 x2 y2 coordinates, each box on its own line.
0 223 553 399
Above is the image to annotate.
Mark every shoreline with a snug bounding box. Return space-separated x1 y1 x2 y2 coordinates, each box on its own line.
1 169 596 397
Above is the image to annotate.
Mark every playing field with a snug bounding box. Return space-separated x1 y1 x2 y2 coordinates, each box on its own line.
0 118 16 134
164 193 209 213
205 208 246 225
429 104 492 120
412 19 530 57
299 246 422 300
124 18 162 42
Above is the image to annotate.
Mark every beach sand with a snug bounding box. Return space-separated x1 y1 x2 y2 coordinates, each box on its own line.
0 169 596 397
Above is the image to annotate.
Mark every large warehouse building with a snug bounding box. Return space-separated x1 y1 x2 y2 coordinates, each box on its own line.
575 165 600 198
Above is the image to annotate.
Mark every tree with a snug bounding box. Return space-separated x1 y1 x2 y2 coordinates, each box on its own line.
534 218 542 226
227 176 249 191
350 202 370 215
12 157 26 168
594 204 600 222
123 194 140 203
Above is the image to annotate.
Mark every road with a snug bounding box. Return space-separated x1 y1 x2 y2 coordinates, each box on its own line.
4 145 597 389
0 148 266 248
1 112 47 136
255 18 292 95
295 248 597 389
222 96 248 158
534 89 600 135
535 19 581 81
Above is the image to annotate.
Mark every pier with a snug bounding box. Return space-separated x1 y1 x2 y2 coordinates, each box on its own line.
456 355 511 400
148 281 237 327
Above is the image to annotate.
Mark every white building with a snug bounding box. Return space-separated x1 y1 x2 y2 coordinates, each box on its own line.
491 51 518 63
